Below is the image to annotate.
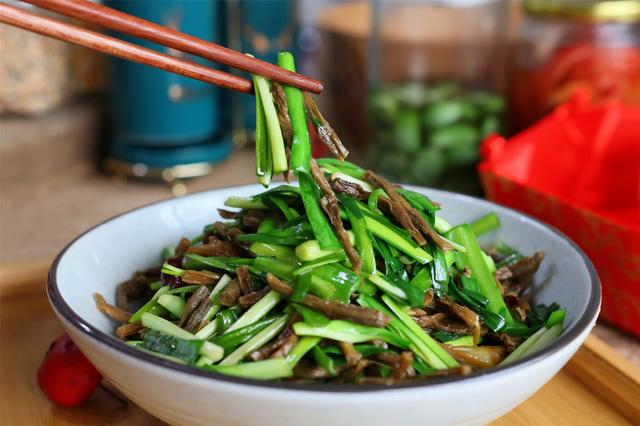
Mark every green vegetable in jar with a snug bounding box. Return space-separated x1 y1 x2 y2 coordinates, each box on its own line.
412 148 445 185
392 82 429 108
367 81 504 192
430 125 477 151
370 90 398 126
394 109 422 153
423 100 467 128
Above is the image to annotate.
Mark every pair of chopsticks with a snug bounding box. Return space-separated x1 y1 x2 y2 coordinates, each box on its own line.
0 0 323 95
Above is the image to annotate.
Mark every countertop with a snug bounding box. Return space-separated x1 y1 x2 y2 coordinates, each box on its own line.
1 101 638 367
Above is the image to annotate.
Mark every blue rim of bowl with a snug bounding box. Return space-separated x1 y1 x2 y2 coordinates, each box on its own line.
47 184 601 392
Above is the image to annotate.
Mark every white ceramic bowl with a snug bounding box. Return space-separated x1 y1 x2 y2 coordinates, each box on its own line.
48 184 600 426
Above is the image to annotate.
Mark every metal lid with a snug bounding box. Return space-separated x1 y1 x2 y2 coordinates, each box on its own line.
525 0 640 22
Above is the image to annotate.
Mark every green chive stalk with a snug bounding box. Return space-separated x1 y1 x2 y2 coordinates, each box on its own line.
448 224 514 325
254 75 288 174
252 72 272 186
277 52 310 172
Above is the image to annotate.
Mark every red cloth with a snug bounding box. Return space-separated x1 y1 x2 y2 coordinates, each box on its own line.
479 94 640 335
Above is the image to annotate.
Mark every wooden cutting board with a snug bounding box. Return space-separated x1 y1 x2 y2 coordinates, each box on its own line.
1 261 639 425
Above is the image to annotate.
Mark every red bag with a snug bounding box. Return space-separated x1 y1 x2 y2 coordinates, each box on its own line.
479 92 640 336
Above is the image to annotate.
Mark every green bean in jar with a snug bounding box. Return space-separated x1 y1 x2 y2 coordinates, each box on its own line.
367 83 504 194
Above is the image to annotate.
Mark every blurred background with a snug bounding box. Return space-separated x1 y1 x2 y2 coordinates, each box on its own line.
1 0 638 359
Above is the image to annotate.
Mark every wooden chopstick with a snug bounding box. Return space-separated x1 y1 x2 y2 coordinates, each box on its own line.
0 2 253 93
22 0 324 94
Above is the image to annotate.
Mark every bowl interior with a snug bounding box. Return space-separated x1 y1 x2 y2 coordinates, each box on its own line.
52 184 598 380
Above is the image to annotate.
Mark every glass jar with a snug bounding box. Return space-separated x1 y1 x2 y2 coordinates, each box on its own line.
0 0 77 115
366 0 508 194
509 0 640 131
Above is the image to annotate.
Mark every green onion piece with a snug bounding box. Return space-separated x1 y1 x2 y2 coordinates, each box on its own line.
254 75 288 174
215 307 241 334
291 272 312 302
522 323 563 356
434 216 453 233
252 72 272 186
195 355 214 367
146 304 169 317
353 344 391 357
362 214 432 263
166 285 200 295
313 346 337 376
249 242 299 265
160 263 183 277
368 274 407 300
219 314 289 366
269 196 298 221
470 212 501 237
224 290 281 334
316 158 365 179
296 239 345 262
140 317 223 363
157 294 185 319
238 232 309 246
310 264 360 303
445 335 475 347
546 309 566 328
339 194 376 274
137 347 188 365
448 224 514 325
287 336 321 366
381 295 459 369
211 317 278 351
409 265 433 293
142 330 202 364
209 274 232 303
257 216 278 234
200 341 224 362
194 319 218 340
430 247 450 298
209 358 293 380
224 196 268 210
298 170 341 249
502 323 563 366
184 254 254 273
395 188 440 214
501 326 547 365
293 251 347 276
308 274 336 300
196 274 233 332
291 303 330 326
253 257 296 281
277 52 310 172
129 286 170 324
431 330 462 343
293 320 409 348
141 313 195 340
483 252 497 274
367 188 386 214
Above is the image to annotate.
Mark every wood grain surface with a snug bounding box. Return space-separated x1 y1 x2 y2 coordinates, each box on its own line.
1 261 638 425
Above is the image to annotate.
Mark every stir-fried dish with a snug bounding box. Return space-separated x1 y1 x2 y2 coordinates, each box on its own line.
95 52 566 384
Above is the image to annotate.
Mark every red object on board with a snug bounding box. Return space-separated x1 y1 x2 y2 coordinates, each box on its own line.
479 93 640 336
37 334 102 406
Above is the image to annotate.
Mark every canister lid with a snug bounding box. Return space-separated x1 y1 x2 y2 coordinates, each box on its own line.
525 0 640 22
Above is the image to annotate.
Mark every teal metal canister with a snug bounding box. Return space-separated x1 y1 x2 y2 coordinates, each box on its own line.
106 0 230 175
